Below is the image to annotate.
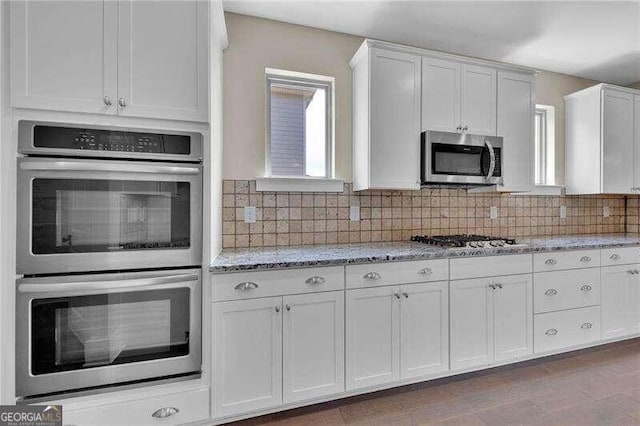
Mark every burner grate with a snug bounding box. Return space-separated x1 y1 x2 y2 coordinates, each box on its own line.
410 234 516 248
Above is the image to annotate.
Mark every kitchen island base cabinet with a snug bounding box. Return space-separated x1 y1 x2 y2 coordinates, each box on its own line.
450 274 532 370
213 291 345 417
601 265 640 339
346 281 449 390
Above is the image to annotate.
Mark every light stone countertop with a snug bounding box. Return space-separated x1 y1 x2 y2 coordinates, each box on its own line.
210 234 640 273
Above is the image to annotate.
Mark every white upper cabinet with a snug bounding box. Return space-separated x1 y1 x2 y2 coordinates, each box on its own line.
10 1 118 115
421 59 496 136
496 71 535 191
566 84 639 194
117 0 208 121
11 0 208 122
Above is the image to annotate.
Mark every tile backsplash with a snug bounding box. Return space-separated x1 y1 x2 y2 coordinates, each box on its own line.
222 180 627 249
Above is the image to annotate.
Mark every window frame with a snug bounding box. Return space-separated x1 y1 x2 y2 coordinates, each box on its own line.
534 104 556 186
265 68 335 179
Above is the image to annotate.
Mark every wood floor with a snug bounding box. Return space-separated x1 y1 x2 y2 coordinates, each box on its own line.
229 338 640 425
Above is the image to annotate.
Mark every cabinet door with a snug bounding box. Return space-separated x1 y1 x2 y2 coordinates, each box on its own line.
601 265 635 338
117 0 208 121
369 48 421 189
213 297 282 417
461 64 497 136
400 281 449 379
634 95 640 190
602 89 634 193
450 278 493 370
421 57 461 132
629 266 640 334
346 286 400 390
283 291 344 403
492 274 533 362
497 71 535 191
10 0 117 114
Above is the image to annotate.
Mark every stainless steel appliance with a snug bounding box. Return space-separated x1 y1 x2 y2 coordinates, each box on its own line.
16 268 201 398
421 130 504 185
411 234 526 249
17 121 203 275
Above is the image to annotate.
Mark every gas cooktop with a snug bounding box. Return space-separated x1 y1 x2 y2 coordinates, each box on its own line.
410 234 523 249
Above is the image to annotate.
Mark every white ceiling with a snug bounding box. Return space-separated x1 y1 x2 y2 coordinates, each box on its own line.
223 0 640 85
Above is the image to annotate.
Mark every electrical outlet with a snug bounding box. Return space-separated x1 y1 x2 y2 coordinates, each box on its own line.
350 206 360 221
244 206 256 223
560 206 567 218
603 206 610 218
490 206 498 220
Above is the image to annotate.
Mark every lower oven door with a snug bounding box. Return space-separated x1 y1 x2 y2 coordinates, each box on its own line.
16 269 201 398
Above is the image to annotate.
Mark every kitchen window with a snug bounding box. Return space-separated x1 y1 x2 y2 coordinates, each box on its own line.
258 68 343 192
534 104 556 186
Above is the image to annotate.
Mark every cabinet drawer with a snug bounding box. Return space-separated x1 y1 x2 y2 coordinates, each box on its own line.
601 247 640 266
346 259 448 289
534 306 601 353
534 269 601 313
533 249 600 272
213 267 344 301
63 388 209 426
450 254 531 280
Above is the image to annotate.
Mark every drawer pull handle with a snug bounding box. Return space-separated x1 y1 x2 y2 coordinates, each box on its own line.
151 407 179 419
364 272 381 281
545 288 558 296
235 281 258 291
418 268 433 276
545 258 557 265
627 269 640 275
581 322 593 329
610 254 620 261
580 256 592 262
580 284 593 292
545 328 558 336
305 276 325 285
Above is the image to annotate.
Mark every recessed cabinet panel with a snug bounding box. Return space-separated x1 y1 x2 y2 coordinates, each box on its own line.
602 89 634 193
283 291 344 403
421 58 461 132
461 64 497 136
10 0 118 114
493 275 533 361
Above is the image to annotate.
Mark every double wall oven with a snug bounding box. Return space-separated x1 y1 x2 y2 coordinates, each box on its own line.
15 121 203 400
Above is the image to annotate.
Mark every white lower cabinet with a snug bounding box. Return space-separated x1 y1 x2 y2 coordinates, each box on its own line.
346 281 449 390
213 291 344 417
534 306 601 353
601 264 640 338
450 274 532 370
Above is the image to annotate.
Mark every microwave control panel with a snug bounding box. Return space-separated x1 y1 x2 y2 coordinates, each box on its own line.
31 125 191 155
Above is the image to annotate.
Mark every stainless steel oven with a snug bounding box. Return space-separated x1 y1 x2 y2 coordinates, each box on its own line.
17 121 203 275
421 130 504 185
16 268 201 398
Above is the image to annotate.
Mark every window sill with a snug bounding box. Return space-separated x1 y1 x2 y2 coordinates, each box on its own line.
256 176 345 193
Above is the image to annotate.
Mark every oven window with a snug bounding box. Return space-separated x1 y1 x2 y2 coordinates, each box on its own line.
30 288 190 375
31 179 190 254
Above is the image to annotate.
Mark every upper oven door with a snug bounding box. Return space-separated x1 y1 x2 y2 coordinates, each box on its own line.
423 131 503 185
17 157 202 275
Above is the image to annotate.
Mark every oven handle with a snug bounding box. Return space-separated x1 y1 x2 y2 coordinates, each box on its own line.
20 161 200 175
18 273 199 293
484 139 496 180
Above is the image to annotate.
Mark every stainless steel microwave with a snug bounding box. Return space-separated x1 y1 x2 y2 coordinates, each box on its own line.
421 130 504 185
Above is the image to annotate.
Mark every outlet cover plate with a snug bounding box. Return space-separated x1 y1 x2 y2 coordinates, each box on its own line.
244 206 256 223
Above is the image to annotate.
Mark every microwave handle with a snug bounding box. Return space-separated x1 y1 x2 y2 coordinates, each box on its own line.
485 139 496 180
20 161 200 175
18 273 199 294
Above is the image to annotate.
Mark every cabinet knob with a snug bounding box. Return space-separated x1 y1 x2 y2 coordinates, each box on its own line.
580 256 592 262
235 281 258 291
580 284 593 292
151 407 179 419
545 258 558 266
118 97 127 108
275 305 281 313
363 272 381 281
402 292 409 298
103 95 112 106
393 292 401 299
627 269 638 275
489 284 496 290
305 276 325 285
581 322 593 329
456 125 462 132
417 268 433 276
545 328 558 336
462 125 469 132
495 283 503 289
545 288 558 296
610 253 620 261
285 304 291 311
